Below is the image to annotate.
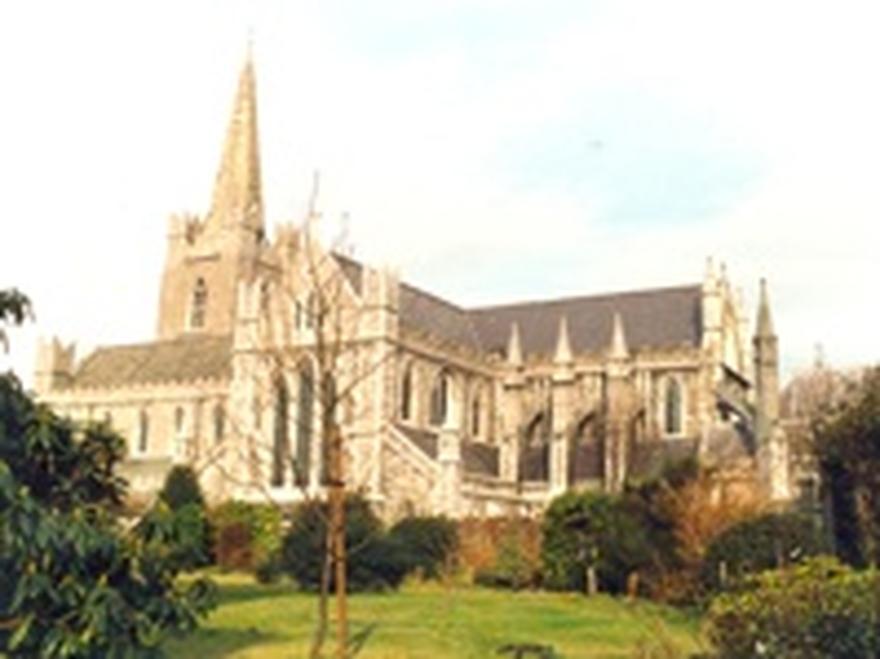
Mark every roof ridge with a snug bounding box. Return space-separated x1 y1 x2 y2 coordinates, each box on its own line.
467 283 701 314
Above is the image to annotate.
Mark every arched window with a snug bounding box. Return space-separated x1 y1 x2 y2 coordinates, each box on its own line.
664 378 683 436
138 410 149 454
400 364 413 421
189 278 208 329
471 393 481 437
103 411 113 428
259 281 271 313
429 370 449 426
174 407 185 434
271 379 289 487
295 365 314 486
213 405 225 443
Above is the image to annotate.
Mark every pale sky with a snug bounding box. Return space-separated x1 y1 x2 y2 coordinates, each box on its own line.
1 0 878 384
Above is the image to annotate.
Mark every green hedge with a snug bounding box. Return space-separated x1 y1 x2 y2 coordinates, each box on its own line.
209 501 283 571
706 556 880 657
701 512 828 592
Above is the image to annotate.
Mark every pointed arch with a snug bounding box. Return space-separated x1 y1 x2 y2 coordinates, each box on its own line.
400 361 414 421
429 369 450 427
470 389 482 438
189 277 208 329
295 362 314 486
271 377 289 487
664 377 684 436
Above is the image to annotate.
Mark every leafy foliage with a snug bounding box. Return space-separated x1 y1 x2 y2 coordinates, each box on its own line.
701 512 828 592
281 494 406 592
0 373 215 657
541 491 651 594
209 500 282 571
0 288 31 352
155 466 210 570
706 556 880 658
814 366 880 566
474 525 541 590
386 515 458 579
159 465 205 511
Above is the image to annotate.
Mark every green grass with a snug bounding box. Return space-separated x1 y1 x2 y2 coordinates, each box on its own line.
165 574 703 658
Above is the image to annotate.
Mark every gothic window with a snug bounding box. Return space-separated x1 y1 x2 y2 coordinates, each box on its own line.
189 278 208 329
471 392 481 437
400 364 413 421
295 364 314 486
271 379 289 487
138 410 149 454
174 407 185 434
664 378 683 436
295 300 303 329
213 405 225 443
429 370 450 427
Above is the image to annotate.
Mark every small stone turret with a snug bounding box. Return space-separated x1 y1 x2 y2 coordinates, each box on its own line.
34 338 76 394
752 278 789 500
604 312 633 492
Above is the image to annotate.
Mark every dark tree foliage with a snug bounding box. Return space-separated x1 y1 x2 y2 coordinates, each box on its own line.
281 495 406 592
0 289 31 352
701 512 828 592
0 373 215 657
386 516 458 579
159 466 205 511
541 490 651 594
814 366 880 566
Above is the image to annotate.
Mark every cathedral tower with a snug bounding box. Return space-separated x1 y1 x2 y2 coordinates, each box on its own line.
156 52 268 340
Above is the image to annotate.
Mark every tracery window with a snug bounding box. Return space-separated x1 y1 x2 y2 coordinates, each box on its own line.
189 278 208 329
664 378 683 436
400 364 413 421
471 393 481 437
429 370 450 427
271 379 289 487
295 364 314 486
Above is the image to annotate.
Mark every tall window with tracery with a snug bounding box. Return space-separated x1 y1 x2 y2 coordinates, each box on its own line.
271 379 289 487
429 370 449 426
400 364 413 421
138 410 149 454
664 378 683 436
295 365 314 486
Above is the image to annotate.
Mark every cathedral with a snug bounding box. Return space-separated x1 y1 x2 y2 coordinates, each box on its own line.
34 55 791 519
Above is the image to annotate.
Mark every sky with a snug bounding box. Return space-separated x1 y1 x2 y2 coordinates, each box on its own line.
1 0 878 384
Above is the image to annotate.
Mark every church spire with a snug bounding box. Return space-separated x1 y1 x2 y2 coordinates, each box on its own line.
208 50 264 236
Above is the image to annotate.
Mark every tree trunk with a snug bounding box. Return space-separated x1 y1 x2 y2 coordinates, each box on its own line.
329 422 348 658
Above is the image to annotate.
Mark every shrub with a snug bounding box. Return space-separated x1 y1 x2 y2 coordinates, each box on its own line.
541 491 651 594
215 521 254 571
706 556 880 657
387 516 458 579
457 517 542 582
0 371 215 656
474 526 540 590
155 466 210 569
280 494 406 592
159 465 205 511
209 501 283 571
701 511 828 592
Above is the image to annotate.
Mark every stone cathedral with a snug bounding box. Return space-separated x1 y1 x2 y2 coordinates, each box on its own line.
34 56 791 519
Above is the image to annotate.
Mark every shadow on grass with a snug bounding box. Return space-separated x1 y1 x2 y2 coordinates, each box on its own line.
165 625 288 659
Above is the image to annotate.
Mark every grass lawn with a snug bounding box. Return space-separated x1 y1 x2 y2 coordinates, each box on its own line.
165 573 703 658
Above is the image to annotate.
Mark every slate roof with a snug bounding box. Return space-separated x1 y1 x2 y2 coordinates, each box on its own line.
69 334 232 389
468 285 703 358
399 284 483 351
331 253 702 357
